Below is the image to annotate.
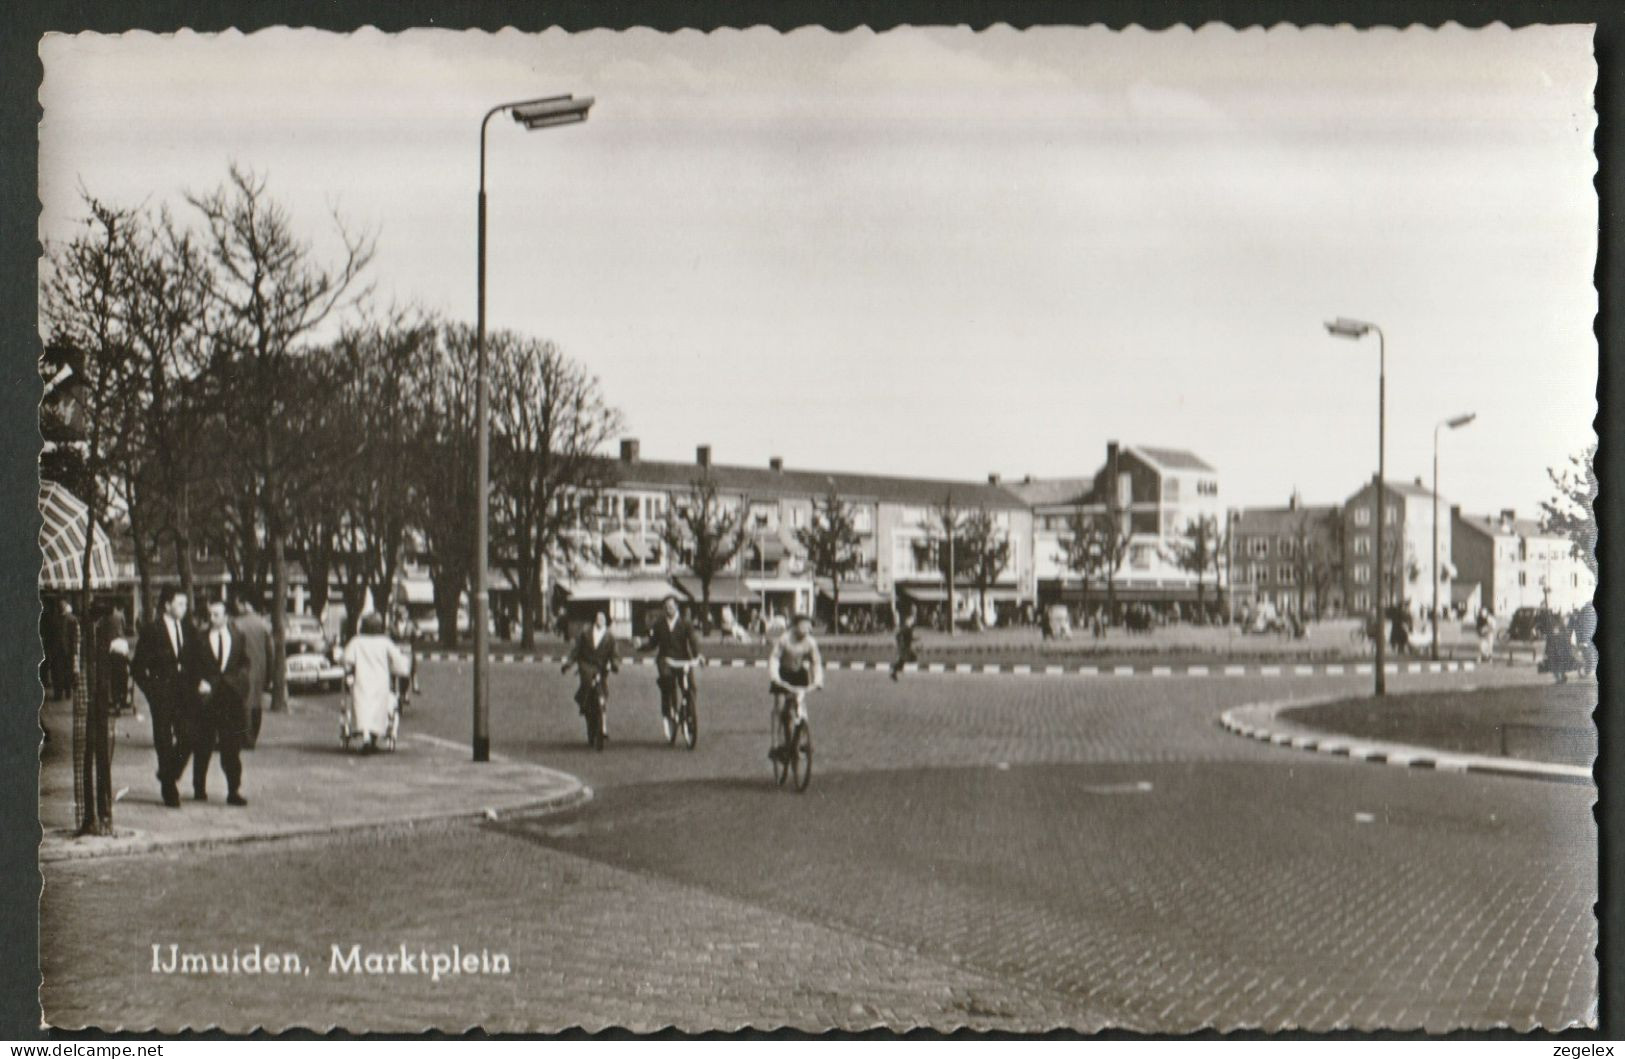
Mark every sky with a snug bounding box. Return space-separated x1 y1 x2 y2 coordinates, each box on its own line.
38 25 1598 517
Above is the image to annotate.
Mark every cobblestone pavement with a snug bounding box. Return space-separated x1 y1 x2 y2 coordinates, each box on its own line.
41 662 1594 1033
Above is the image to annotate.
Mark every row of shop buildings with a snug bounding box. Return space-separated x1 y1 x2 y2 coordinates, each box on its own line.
43 438 1594 637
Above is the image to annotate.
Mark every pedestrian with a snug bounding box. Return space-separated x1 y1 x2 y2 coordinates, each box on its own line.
52 598 79 702
1575 604 1597 678
130 587 196 809
188 600 252 804
233 595 272 749
1476 609 1497 664
1388 604 1410 657
890 605 917 681
342 613 412 753
1544 622 1573 684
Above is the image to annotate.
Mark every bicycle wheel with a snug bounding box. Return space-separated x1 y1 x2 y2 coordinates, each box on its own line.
771 718 789 786
662 688 677 745
681 685 698 750
584 694 602 750
791 721 812 792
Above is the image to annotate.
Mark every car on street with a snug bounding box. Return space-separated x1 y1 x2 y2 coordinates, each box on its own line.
284 613 344 692
1506 607 1557 642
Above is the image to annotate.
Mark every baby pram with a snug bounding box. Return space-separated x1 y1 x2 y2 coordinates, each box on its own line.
339 666 401 752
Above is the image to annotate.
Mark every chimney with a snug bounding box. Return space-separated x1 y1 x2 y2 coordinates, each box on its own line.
1288 488 1300 512
1414 475 1425 488
1022 474 1033 485
1450 503 1462 520
696 444 711 467
1106 440 1120 466
1500 508 1516 530
988 473 1001 486
769 456 783 472
619 438 639 463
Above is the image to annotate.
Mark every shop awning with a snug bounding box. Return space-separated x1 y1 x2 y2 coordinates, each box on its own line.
562 577 676 603
39 481 116 591
815 579 889 605
672 574 755 605
746 576 811 595
394 577 435 605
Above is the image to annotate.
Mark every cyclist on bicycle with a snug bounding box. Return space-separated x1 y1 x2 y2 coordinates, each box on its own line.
563 608 620 737
768 612 824 763
643 595 703 725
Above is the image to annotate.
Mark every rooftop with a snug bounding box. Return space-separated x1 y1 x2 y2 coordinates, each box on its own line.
1348 477 1436 501
599 454 1030 510
1455 511 1554 541
1003 476 1095 507
1132 446 1216 473
1234 504 1340 536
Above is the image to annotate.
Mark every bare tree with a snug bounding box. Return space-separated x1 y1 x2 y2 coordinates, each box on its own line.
1056 506 1131 625
661 471 748 631
960 505 1012 629
919 493 971 634
796 485 863 631
414 323 480 647
1290 509 1343 620
116 208 214 612
489 332 622 647
1170 513 1220 618
187 164 374 710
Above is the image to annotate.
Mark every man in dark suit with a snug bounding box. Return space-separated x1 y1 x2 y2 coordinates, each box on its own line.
189 600 252 806
130 586 194 808
642 595 703 726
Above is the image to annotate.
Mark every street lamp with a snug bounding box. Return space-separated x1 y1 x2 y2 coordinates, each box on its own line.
1432 412 1476 661
1324 316 1387 696
473 92 594 762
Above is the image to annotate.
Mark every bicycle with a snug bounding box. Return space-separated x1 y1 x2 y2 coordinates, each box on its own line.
562 660 614 751
769 682 813 792
663 658 701 750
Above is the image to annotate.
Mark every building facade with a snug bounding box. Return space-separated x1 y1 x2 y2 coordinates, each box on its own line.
1451 506 1595 617
1018 442 1223 614
553 441 1033 635
1229 496 1344 618
1340 477 1450 619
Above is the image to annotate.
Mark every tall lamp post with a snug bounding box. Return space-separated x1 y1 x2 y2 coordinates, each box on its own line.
1325 317 1387 696
473 93 594 762
1431 412 1477 660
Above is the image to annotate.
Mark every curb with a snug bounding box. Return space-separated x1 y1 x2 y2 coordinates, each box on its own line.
39 761 591 864
1219 699 1593 786
420 651 1484 680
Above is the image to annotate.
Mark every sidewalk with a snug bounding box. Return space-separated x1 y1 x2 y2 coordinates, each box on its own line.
39 693 587 862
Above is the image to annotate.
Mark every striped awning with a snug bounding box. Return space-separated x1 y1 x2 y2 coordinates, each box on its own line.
39 481 116 590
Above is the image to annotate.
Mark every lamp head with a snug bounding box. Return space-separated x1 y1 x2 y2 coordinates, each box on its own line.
1325 317 1373 339
511 95 594 130
1446 412 1478 430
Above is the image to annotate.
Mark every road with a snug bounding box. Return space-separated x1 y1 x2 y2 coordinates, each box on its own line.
41 660 1595 1033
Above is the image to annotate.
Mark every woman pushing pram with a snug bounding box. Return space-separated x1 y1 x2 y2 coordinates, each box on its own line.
340 613 413 753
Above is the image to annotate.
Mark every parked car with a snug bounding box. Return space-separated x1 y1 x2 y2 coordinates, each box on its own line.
283 614 343 692
285 643 344 693
1506 607 1557 643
